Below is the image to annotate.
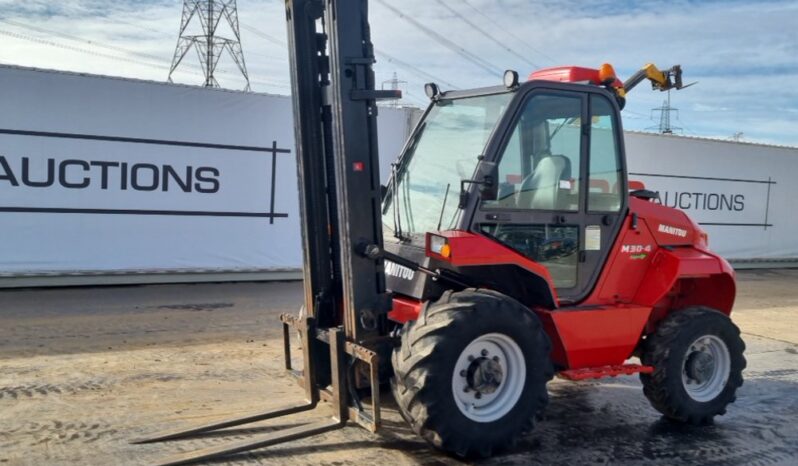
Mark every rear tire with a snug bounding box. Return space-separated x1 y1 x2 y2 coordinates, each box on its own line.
640 306 746 424
392 289 553 458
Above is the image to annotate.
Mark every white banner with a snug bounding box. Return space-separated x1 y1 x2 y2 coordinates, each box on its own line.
0 65 417 275
624 132 796 259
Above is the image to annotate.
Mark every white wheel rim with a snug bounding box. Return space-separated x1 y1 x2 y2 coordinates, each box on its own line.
451 333 526 423
681 334 731 402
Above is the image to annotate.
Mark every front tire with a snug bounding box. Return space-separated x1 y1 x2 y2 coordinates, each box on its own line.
392 289 553 458
640 306 746 424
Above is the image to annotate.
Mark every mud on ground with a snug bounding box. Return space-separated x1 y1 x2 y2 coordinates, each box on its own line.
1 270 797 465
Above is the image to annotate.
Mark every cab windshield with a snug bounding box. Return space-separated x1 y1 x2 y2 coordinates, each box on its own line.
383 92 513 241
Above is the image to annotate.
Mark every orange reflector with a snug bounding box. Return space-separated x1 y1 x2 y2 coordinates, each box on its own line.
598 63 617 85
439 244 452 258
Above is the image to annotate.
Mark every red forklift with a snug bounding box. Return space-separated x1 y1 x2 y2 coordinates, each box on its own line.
136 1 745 464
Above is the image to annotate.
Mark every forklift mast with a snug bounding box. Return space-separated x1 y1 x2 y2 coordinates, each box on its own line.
286 0 397 343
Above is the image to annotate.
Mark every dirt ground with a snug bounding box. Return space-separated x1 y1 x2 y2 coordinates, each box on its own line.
1 269 797 465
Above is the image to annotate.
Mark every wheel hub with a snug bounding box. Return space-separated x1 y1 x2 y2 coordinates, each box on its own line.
466 357 503 394
681 334 731 402
452 333 526 423
686 350 715 383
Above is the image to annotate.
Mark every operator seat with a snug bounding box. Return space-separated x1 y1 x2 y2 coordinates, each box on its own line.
515 154 572 210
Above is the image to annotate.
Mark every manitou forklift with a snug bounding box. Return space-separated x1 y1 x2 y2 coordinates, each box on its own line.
136 1 745 464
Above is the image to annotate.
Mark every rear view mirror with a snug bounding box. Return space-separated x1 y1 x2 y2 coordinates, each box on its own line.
459 160 498 208
476 160 498 201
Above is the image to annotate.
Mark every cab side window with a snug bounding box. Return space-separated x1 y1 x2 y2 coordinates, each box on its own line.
484 94 582 211
588 95 623 212
481 93 583 289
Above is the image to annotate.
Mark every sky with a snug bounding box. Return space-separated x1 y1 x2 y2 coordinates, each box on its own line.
0 0 796 146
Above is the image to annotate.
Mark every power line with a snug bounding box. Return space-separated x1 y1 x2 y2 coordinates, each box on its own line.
433 0 539 69
241 19 460 91
375 48 460 89
0 19 223 80
460 0 557 65
373 0 503 77
240 23 287 48
0 18 172 66
0 28 189 74
0 16 288 92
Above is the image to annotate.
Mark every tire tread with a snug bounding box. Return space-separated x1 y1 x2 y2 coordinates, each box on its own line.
392 288 553 457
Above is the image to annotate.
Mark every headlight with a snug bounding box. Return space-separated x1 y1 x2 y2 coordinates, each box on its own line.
429 234 451 258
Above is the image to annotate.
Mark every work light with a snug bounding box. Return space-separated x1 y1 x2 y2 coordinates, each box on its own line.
424 82 440 100
503 70 519 89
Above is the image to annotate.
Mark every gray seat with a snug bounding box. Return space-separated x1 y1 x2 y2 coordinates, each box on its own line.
515 155 571 210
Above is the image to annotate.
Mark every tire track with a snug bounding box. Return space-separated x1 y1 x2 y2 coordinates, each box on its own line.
0 372 189 401
0 381 103 400
1 420 121 449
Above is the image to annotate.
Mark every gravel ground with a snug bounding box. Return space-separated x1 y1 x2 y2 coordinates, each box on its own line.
1 270 797 465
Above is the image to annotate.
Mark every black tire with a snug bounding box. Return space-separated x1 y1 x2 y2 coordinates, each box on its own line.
391 289 553 458
640 306 746 424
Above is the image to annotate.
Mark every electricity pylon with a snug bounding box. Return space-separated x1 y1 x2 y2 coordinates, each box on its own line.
647 90 682 134
168 1 251 91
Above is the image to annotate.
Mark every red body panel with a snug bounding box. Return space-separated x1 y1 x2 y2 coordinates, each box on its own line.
389 296 423 323
536 305 652 369
585 197 735 313
634 197 696 246
429 230 559 302
587 213 658 305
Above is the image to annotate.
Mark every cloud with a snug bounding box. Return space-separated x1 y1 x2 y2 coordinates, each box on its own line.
0 0 795 145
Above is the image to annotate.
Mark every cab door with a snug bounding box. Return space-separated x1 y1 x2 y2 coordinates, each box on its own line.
473 89 626 304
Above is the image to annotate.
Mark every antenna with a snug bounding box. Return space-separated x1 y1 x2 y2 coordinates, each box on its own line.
168 0 251 91
647 90 682 134
381 72 407 108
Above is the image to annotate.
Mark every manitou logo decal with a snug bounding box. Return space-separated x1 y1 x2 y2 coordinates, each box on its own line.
384 260 415 281
658 224 688 238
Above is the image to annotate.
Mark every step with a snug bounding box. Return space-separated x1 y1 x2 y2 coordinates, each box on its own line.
558 364 654 381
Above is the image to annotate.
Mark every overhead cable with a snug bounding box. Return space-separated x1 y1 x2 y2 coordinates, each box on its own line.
374 0 504 77
241 20 461 92
240 23 288 48
460 0 557 65
434 0 540 69
0 18 171 65
0 29 177 73
375 48 460 90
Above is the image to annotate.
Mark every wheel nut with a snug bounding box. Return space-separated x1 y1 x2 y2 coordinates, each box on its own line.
460 370 466 377
468 355 475 362
475 392 482 399
493 356 499 362
463 386 470 393
481 349 488 356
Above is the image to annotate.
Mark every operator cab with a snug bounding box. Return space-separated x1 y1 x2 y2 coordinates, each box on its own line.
382 66 629 308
